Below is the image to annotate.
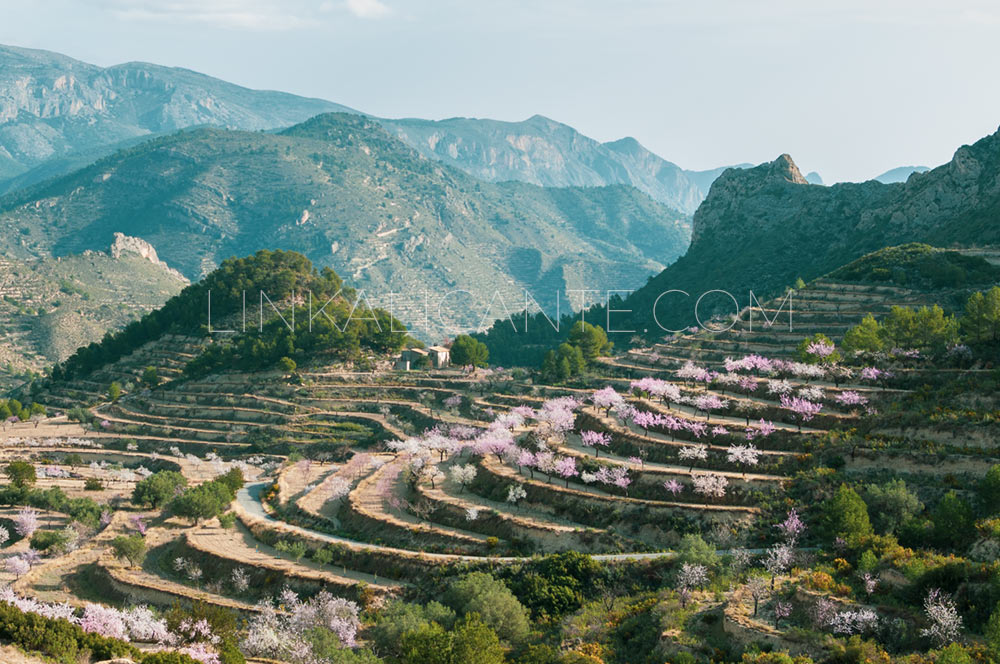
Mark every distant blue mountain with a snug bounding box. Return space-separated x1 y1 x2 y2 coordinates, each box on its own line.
873 165 930 184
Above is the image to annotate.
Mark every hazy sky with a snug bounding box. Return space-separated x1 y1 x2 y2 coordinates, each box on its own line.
2 0 999 182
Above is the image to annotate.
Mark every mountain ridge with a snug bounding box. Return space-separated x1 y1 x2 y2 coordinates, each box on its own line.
0 43 352 187
0 43 745 212
379 114 745 214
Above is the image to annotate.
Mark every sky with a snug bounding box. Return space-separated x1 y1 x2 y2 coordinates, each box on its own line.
2 0 999 183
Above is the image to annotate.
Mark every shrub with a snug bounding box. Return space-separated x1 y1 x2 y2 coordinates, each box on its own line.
111 535 147 567
30 529 68 552
274 539 307 560
133 471 188 508
84 477 103 491
806 571 835 591
169 471 242 523
0 601 141 664
5 461 36 487
444 572 529 643
312 547 334 565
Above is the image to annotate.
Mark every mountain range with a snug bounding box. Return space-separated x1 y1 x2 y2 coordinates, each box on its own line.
0 43 351 191
0 113 690 333
873 165 931 184
0 43 743 214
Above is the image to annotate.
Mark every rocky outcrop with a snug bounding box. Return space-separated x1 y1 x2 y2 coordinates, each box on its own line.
109 232 187 282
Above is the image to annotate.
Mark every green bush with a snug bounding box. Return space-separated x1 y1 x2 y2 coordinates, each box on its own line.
30 529 68 552
169 470 242 523
443 572 529 643
133 470 188 508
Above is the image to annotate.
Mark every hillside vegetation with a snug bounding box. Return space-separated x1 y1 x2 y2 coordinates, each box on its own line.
828 243 1000 289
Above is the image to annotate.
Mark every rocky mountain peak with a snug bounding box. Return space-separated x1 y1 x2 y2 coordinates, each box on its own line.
770 153 808 184
109 232 188 282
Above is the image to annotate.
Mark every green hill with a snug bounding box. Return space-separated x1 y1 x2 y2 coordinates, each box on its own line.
47 249 404 385
828 243 1000 288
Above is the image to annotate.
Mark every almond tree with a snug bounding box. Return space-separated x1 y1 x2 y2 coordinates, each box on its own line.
746 575 768 616
580 430 610 457
835 391 868 407
449 464 477 492
726 443 761 478
921 588 963 646
515 449 536 478
692 473 728 503
763 542 793 588
737 376 758 397
663 479 683 496
506 484 527 511
774 601 792 628
592 387 624 416
676 563 709 608
5 556 29 578
780 394 822 431
653 382 682 407
14 507 39 539
679 444 708 471
677 361 709 385
327 476 351 500
533 450 556 481
776 508 806 545
553 456 579 487
695 394 727 423
475 429 514 462
231 567 250 594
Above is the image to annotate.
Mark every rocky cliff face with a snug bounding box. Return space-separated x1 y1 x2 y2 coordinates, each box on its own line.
381 115 740 215
109 232 187 282
0 44 350 187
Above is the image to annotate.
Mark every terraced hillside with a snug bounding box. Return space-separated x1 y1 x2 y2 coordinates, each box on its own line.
3 250 999 664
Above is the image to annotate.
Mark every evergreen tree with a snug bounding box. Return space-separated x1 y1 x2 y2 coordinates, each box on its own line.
977 465 1000 516
842 314 884 355
823 484 873 545
567 321 611 362
450 335 489 368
